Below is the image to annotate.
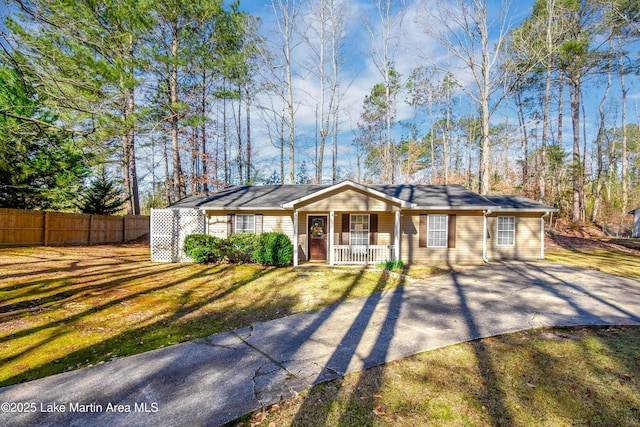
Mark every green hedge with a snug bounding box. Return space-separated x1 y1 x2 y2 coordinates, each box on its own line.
183 234 225 263
252 232 293 267
225 232 259 263
183 231 293 266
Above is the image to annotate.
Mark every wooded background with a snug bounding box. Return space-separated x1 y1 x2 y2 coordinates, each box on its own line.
0 0 638 226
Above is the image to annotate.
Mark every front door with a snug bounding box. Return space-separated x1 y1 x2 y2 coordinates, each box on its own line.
309 216 327 260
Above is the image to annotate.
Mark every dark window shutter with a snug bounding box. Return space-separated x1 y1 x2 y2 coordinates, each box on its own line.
341 214 350 244
448 214 456 248
419 215 427 248
227 214 235 236
369 214 378 245
255 214 263 234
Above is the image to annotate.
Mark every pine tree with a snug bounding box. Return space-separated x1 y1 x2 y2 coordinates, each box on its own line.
76 174 127 215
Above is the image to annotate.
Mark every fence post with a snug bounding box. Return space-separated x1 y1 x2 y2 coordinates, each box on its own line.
122 216 126 243
88 214 94 245
43 211 49 246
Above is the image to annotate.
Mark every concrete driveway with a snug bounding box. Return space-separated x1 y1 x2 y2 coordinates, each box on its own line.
1 261 639 426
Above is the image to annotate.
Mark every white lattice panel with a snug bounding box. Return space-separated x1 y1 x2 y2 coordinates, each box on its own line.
151 208 206 262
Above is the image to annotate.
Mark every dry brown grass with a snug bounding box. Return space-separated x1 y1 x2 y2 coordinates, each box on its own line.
0 243 428 387
239 326 640 427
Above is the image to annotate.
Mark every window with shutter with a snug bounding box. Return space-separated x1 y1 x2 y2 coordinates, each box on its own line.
350 214 369 245
236 214 255 233
427 214 448 247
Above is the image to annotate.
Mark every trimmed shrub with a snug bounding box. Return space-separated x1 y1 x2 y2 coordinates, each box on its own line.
183 234 225 264
376 260 404 271
253 232 293 267
225 232 259 263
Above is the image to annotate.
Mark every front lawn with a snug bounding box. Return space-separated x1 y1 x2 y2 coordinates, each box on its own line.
0 244 437 387
239 326 640 426
235 245 640 426
545 249 640 279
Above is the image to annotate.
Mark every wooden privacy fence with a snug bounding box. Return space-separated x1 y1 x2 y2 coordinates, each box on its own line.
0 208 150 247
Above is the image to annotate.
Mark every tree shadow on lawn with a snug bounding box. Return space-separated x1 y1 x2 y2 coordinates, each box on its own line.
546 250 640 279
447 260 640 426
0 245 151 282
269 258 640 426
0 265 281 387
446 260 640 425
0 262 188 314
448 265 516 427
290 269 405 427
280 326 640 426
511 326 640 425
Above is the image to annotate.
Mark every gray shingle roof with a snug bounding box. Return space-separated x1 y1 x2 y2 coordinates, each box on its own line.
369 184 496 208
483 195 556 212
169 185 327 209
168 181 556 212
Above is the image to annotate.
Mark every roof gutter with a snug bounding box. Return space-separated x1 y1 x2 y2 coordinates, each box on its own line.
482 209 493 263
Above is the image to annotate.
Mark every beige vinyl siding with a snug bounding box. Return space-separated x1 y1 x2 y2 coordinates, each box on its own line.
487 214 541 260
400 211 484 263
262 211 294 235
207 214 228 238
376 212 394 245
297 188 395 212
206 210 293 238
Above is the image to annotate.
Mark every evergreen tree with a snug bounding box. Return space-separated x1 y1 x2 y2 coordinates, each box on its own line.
0 66 89 210
76 173 127 215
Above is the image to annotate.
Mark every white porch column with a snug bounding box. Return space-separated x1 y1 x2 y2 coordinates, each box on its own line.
293 210 299 266
394 210 400 262
329 211 335 266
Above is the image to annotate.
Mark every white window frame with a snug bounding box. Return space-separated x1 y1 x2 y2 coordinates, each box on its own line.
236 214 255 234
350 214 369 246
428 214 448 248
497 216 516 247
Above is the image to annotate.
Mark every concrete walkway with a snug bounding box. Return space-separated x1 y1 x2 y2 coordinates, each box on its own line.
1 261 640 427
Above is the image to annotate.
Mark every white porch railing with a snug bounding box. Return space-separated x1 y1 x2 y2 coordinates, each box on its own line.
333 245 394 265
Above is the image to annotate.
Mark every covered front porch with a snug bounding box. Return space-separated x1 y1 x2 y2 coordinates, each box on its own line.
293 210 401 266
283 180 412 267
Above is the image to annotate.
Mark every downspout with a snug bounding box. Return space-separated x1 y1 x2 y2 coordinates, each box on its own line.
482 209 493 263
540 212 550 259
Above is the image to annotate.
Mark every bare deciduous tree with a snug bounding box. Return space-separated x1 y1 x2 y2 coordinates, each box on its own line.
419 0 511 194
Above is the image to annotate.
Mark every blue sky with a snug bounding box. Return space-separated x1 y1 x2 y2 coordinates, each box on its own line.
235 0 639 181
2 0 637 184
235 0 534 170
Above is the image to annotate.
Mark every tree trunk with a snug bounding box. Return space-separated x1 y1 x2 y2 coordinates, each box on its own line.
236 84 243 185
202 69 208 195
591 45 611 222
223 96 229 186
170 23 184 201
126 34 140 214
280 104 285 183
478 0 491 195
245 80 252 184
569 75 582 223
164 135 171 204
620 46 628 214
516 90 529 189
539 0 555 202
